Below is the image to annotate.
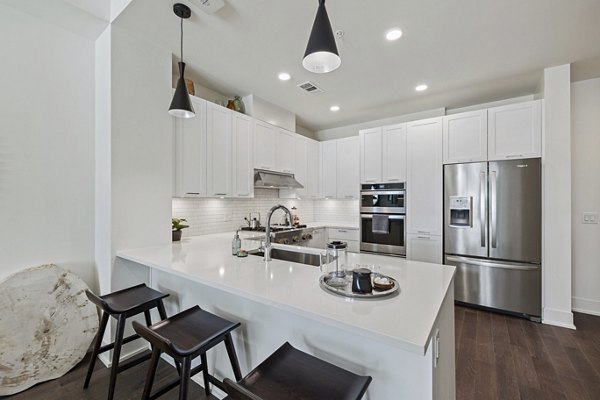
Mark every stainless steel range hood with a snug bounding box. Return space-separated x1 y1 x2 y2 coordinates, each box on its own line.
254 169 304 189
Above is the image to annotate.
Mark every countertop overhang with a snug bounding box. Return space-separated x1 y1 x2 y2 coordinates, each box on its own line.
117 232 455 355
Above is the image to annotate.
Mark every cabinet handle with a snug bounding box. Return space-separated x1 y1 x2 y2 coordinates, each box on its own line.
215 193 227 196
417 230 431 234
186 192 200 195
337 230 347 233
417 235 431 239
365 180 376 183
387 178 400 181
506 154 524 158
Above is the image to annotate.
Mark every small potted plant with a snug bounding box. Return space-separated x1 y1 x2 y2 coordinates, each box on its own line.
172 218 189 242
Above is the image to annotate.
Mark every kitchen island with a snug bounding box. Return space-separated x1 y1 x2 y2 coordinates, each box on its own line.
116 233 456 399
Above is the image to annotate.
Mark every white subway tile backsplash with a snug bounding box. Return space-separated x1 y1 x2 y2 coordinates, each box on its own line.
172 189 360 237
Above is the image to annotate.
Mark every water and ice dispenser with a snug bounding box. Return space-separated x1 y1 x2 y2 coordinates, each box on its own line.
448 196 472 227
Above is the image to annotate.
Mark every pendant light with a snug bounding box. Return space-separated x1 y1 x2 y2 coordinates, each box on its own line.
169 3 195 118
303 0 341 74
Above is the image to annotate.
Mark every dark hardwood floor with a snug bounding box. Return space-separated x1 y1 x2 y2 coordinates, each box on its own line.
3 308 600 399
456 306 600 400
0 353 217 400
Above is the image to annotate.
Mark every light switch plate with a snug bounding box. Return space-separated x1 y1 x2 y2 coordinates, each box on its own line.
582 212 598 224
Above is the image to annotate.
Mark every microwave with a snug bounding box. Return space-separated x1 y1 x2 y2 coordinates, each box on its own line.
360 183 405 214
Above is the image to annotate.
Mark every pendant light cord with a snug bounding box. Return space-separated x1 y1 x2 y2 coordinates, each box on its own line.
180 17 184 75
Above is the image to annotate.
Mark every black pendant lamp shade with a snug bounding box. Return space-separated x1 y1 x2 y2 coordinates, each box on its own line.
303 0 341 74
169 3 195 119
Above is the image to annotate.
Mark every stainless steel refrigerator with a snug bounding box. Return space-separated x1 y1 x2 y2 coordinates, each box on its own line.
443 158 541 321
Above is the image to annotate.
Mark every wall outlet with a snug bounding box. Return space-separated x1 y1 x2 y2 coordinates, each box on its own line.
582 212 598 224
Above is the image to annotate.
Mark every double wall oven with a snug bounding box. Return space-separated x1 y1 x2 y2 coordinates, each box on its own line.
360 183 406 256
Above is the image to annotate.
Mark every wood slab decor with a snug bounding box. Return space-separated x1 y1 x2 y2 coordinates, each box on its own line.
0 264 99 395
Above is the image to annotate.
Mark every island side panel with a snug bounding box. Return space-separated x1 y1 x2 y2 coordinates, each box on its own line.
432 281 456 400
138 264 437 400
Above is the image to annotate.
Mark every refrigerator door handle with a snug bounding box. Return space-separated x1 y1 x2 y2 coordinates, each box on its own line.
490 170 497 248
480 171 486 247
446 255 540 271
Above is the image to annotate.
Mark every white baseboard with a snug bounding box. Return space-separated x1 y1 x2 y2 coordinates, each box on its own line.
572 296 600 316
542 307 576 329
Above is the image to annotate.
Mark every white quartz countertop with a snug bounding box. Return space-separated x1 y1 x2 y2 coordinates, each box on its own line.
306 221 359 229
117 233 454 355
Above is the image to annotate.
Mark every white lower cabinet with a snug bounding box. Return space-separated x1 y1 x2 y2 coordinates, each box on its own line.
328 228 360 252
406 234 442 264
173 97 207 197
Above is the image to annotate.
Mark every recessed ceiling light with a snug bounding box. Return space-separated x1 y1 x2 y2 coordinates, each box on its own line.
386 29 403 41
278 72 291 81
415 84 428 92
330 105 340 112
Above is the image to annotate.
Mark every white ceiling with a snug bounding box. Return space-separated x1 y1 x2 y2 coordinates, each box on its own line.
115 0 600 131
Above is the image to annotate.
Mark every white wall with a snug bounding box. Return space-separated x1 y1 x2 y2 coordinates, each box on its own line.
0 4 96 289
542 64 574 328
571 77 600 316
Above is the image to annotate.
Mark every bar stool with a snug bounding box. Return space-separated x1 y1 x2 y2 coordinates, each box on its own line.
83 283 169 400
133 305 243 400
223 342 372 400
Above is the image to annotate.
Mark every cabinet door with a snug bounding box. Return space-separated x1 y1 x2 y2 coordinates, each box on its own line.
382 123 407 182
407 233 442 264
306 139 320 198
320 141 337 198
173 97 207 197
206 103 232 197
406 117 443 235
280 136 308 199
360 128 382 183
443 110 488 164
232 113 254 198
254 121 277 170
488 100 542 160
336 137 359 199
276 129 296 173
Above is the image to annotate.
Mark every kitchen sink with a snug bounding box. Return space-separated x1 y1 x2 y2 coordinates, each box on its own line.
248 248 322 267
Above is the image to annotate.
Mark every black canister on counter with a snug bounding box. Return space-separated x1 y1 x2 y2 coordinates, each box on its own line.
351 268 373 294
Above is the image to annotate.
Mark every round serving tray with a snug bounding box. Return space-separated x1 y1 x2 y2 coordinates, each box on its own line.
319 273 399 299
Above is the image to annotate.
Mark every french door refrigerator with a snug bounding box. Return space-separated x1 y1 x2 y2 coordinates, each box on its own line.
443 158 542 321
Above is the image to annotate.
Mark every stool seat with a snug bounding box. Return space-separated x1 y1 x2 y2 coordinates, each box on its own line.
144 306 240 357
88 283 169 315
224 342 372 400
133 305 242 399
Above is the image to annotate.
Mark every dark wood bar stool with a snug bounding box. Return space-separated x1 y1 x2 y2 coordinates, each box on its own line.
133 305 243 400
83 283 169 400
224 342 372 400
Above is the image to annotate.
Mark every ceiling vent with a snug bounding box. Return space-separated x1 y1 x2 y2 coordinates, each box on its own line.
189 0 225 14
297 81 325 95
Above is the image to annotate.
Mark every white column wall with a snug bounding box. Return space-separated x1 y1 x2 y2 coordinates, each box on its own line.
541 64 574 328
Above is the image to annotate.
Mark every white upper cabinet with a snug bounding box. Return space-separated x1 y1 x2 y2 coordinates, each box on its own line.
173 97 207 197
276 129 296 174
442 110 488 164
254 120 277 171
232 113 254 198
336 137 360 199
306 139 320 198
406 117 443 236
320 140 337 198
206 102 232 197
382 123 407 182
488 100 542 160
359 128 382 183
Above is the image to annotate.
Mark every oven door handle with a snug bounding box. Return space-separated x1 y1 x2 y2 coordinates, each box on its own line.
360 190 405 196
361 214 405 220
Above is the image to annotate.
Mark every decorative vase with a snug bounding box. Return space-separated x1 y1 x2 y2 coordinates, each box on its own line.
184 79 195 96
172 230 183 242
233 96 245 114
226 100 236 110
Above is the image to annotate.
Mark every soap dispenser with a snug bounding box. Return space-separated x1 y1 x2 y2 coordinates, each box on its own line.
232 230 241 255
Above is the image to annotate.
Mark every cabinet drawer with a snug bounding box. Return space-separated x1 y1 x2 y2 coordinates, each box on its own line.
328 228 359 241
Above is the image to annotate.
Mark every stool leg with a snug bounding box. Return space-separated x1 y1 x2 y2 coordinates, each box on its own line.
224 333 242 381
107 314 126 400
200 352 210 396
141 348 161 400
157 299 168 320
83 312 109 389
179 357 192 400
144 310 152 326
